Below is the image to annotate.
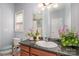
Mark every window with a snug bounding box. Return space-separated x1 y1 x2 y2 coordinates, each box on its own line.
15 11 24 32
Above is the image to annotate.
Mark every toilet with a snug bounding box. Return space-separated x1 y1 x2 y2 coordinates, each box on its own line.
12 38 21 56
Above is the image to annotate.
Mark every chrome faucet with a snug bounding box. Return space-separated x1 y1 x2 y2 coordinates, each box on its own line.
43 37 48 42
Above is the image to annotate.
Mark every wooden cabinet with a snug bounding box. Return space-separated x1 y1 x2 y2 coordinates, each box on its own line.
30 48 57 56
20 50 29 56
20 45 29 52
20 44 61 56
20 45 30 56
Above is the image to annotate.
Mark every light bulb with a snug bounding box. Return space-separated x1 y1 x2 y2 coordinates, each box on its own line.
41 6 45 11
47 5 52 9
38 3 43 8
53 4 58 8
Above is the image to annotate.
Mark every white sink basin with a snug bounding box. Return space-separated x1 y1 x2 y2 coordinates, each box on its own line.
36 41 58 48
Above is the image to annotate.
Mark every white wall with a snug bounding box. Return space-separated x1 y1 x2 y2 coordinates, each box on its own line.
64 4 71 30
71 3 79 32
0 3 14 50
0 5 2 48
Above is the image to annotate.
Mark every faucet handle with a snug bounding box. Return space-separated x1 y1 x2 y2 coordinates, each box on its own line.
45 37 48 41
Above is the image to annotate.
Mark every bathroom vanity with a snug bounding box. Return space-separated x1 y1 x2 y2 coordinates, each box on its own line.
20 44 59 56
21 44 57 56
20 39 79 56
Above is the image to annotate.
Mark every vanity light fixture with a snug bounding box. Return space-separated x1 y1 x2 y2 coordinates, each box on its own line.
42 3 52 6
38 3 45 11
38 3 59 11
38 3 52 10
43 3 58 7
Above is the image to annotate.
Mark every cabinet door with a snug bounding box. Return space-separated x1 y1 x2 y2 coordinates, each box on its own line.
20 45 29 52
20 45 30 56
31 48 57 56
21 50 29 56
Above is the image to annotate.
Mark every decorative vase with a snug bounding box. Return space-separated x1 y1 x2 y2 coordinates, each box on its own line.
33 36 39 42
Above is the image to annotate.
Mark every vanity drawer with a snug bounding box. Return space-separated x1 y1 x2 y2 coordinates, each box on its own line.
21 50 29 56
20 45 29 52
31 48 57 56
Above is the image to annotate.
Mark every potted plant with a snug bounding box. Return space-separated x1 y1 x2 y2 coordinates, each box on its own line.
27 29 41 41
58 25 79 48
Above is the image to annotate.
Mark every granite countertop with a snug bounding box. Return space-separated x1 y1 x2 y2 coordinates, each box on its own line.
20 39 79 56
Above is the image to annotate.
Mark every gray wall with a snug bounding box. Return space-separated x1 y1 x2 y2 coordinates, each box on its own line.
0 3 14 50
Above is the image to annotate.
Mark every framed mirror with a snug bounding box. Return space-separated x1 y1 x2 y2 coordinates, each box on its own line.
32 3 71 39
